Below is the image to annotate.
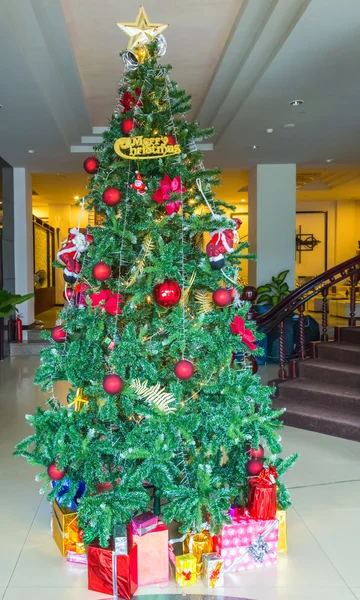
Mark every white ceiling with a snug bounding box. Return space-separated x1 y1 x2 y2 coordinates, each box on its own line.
1 0 360 174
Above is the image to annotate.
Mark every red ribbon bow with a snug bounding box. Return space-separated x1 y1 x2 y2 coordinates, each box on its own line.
230 315 257 351
120 89 142 113
181 570 192 581
256 465 278 486
152 173 185 214
90 290 123 315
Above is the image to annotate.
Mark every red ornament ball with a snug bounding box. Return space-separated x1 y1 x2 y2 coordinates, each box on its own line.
92 261 112 281
174 359 194 380
51 325 66 343
247 444 264 460
246 458 264 477
102 186 122 207
83 156 99 174
212 288 232 307
96 482 113 493
63 288 73 302
103 374 124 395
47 462 66 481
122 118 135 136
167 135 176 145
153 279 181 308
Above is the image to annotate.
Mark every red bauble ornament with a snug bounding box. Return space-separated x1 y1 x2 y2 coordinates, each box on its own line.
83 156 99 174
247 444 264 460
153 279 181 308
212 288 232 307
246 458 264 477
51 325 66 343
102 186 122 206
96 482 113 493
103 374 124 395
47 462 66 481
122 118 135 136
63 288 73 302
92 261 112 281
167 135 176 145
174 359 194 380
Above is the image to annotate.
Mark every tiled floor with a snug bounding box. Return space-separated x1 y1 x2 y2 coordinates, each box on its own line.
1 356 360 600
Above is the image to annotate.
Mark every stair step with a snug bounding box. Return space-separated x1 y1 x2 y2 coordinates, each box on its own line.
340 326 360 345
299 359 360 389
317 342 360 366
272 397 360 441
10 340 49 356
277 377 360 413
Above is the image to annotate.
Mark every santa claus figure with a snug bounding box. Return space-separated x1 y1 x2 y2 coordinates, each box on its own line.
57 228 93 283
128 171 147 195
206 218 242 270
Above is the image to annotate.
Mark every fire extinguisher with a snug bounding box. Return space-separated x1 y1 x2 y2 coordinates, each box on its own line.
16 314 23 343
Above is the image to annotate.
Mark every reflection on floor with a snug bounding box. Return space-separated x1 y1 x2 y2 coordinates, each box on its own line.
1 355 360 600
35 306 62 329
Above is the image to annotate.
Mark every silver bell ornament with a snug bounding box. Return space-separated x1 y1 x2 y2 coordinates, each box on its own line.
122 51 139 71
155 34 167 57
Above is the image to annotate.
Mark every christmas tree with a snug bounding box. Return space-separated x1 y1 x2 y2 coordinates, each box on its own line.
15 7 297 547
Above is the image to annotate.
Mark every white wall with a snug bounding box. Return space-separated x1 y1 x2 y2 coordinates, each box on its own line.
14 169 34 325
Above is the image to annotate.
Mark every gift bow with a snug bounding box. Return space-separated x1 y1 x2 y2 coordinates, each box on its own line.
254 465 278 486
177 569 192 581
209 561 223 588
120 89 142 113
90 290 123 315
152 174 186 213
230 315 257 351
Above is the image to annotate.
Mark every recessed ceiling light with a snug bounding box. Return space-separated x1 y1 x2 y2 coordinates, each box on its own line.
283 123 295 128
251 145 259 150
241 198 246 203
325 158 333 163
74 195 80 200
265 128 274 134
27 149 36 154
289 100 303 106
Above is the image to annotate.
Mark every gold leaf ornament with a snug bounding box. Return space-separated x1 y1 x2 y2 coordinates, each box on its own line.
195 291 213 313
126 235 154 288
130 379 176 414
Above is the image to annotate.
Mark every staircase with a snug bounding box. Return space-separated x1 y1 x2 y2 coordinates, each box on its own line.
273 327 360 441
10 328 49 356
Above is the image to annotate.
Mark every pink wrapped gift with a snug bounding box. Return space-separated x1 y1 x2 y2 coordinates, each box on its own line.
66 549 88 565
127 523 169 585
131 511 158 536
212 509 278 572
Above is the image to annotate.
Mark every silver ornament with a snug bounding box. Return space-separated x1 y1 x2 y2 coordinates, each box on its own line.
122 51 138 71
155 34 167 57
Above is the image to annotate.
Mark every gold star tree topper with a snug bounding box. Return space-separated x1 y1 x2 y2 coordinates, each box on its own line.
117 5 168 50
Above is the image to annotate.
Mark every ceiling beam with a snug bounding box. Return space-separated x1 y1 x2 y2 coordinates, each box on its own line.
197 0 311 142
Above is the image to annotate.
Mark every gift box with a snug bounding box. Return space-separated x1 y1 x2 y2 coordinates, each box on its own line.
183 529 213 575
276 509 287 553
88 539 138 600
51 500 78 556
212 509 278 572
202 553 224 588
248 466 277 520
175 553 197 587
66 550 87 565
131 511 158 536
127 522 169 586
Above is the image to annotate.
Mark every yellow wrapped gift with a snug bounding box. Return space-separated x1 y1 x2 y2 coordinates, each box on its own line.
276 510 287 553
175 553 197 587
183 530 213 575
52 500 78 556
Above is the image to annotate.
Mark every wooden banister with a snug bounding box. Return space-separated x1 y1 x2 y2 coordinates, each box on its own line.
255 254 360 334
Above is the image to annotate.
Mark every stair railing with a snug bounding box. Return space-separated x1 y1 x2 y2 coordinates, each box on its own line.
251 255 360 380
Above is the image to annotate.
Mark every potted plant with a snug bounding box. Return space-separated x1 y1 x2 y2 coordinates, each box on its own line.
0 290 34 359
256 270 294 364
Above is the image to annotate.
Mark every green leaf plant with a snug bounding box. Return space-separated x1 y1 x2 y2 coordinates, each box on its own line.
257 270 292 306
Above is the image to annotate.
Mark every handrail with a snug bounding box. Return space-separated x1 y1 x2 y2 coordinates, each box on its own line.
255 254 360 334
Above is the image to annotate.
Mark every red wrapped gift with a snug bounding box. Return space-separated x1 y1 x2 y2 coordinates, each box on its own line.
88 539 138 599
248 465 277 520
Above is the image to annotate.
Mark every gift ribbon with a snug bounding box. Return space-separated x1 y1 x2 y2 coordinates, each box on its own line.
176 568 192 581
224 519 277 573
209 561 222 588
